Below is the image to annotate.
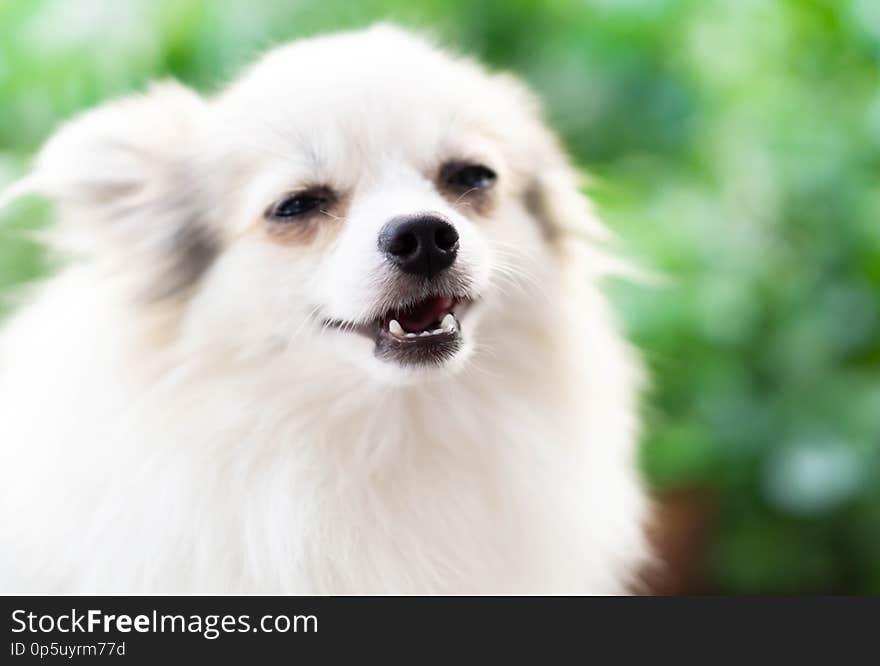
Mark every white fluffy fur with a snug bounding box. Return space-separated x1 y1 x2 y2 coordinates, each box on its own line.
0 25 648 594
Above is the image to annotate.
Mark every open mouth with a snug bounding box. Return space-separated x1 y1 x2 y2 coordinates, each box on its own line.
326 294 471 366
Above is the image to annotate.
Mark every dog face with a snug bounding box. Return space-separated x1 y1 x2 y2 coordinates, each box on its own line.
27 25 598 384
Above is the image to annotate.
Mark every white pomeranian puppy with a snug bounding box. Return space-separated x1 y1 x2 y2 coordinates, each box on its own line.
0 25 648 594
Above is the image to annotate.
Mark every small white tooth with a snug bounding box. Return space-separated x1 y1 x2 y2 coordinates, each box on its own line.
389 319 404 336
432 328 444 335
419 331 431 337
405 332 417 338
441 313 456 332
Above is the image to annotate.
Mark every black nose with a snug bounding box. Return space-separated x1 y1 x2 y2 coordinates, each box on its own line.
378 214 459 278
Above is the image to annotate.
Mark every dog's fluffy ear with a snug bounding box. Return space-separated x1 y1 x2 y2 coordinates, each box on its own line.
526 155 608 244
527 146 654 281
490 73 610 248
26 81 219 300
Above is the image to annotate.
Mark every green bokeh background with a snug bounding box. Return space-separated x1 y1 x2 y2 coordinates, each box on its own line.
1 0 878 593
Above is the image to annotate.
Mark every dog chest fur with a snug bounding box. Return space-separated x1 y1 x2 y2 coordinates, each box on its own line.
0 268 645 594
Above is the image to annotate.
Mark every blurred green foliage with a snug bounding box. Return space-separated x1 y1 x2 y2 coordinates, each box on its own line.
1 0 878 593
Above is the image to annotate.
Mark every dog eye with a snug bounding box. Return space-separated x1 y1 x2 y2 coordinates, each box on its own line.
445 164 497 190
267 189 330 220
